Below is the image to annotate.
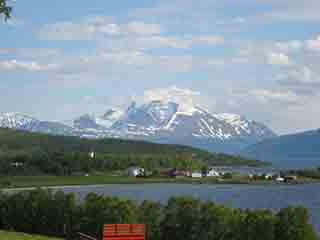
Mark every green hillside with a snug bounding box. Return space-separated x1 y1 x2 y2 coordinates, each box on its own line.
243 129 320 168
0 128 263 176
0 231 61 240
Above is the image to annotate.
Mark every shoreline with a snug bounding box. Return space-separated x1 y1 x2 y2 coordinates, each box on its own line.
1 176 319 192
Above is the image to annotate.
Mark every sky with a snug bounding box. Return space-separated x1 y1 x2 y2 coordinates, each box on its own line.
1 0 320 135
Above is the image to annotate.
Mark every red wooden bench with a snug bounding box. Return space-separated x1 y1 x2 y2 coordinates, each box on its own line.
103 224 145 240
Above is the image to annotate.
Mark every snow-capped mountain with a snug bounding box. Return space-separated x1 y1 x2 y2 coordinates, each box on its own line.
111 101 179 135
0 112 37 130
0 112 75 135
108 101 276 153
73 114 104 130
97 109 124 128
0 101 276 154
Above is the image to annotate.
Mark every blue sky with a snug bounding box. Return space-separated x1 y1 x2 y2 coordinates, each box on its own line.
1 0 320 134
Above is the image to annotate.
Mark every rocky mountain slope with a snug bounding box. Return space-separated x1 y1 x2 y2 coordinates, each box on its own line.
0 100 276 154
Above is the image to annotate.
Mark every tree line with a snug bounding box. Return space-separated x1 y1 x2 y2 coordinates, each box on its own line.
288 168 320 180
0 189 317 240
0 148 205 176
0 128 262 177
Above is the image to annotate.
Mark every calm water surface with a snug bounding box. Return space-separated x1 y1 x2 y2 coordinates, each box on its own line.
61 183 320 233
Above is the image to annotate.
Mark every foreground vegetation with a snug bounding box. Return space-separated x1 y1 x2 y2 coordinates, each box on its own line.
0 189 317 240
0 231 61 240
0 128 264 177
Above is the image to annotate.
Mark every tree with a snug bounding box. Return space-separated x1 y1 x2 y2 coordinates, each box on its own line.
79 193 138 239
239 210 275 240
161 197 201 240
275 207 317 240
138 200 163 240
0 0 11 20
199 202 242 240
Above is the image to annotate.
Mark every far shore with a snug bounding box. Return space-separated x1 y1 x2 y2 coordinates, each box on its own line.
1 175 319 192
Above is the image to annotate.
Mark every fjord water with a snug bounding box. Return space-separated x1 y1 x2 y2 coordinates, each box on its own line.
61 183 320 233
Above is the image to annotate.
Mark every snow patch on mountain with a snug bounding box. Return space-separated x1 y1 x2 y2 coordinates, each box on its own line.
0 112 37 130
96 109 124 128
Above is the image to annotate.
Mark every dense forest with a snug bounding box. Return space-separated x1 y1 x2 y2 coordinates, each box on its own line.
0 189 317 240
0 128 262 176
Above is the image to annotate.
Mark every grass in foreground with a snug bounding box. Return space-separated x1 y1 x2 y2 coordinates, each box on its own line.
0 231 61 240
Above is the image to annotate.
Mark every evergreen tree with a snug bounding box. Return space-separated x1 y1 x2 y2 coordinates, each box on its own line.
0 0 11 20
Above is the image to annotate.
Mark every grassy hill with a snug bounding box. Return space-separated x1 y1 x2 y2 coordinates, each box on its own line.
0 231 61 240
0 128 264 177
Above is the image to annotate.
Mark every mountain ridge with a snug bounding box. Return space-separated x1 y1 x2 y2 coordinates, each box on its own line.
0 100 276 154
242 129 320 167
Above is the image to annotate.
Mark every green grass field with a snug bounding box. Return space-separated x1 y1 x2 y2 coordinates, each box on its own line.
0 231 61 240
1 174 317 190
0 175 193 189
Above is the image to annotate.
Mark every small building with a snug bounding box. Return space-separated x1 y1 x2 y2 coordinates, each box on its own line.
264 173 273 180
276 176 285 182
191 172 202 178
89 151 95 159
284 175 298 182
128 167 145 177
206 168 220 177
166 169 191 178
167 168 178 178
11 162 24 167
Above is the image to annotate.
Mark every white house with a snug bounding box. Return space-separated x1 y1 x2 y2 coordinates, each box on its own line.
89 151 95 159
11 162 24 167
206 168 220 177
276 176 284 182
128 167 145 177
191 172 202 178
265 173 273 180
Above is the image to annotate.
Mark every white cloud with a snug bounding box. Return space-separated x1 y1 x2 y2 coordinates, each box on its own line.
192 36 225 45
233 17 246 24
305 35 320 51
274 36 320 53
0 48 14 55
36 15 224 52
249 89 301 104
286 66 319 84
125 21 162 35
143 86 200 112
267 52 290 66
290 66 313 83
0 59 57 72
36 16 163 41
137 35 224 49
138 36 183 48
275 40 303 52
249 0 320 23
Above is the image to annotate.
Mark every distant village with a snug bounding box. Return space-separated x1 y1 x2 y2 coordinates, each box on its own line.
127 166 299 183
88 151 300 183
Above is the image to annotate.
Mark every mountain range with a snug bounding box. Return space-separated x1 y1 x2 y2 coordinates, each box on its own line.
243 129 320 168
0 100 276 154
